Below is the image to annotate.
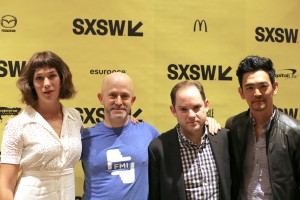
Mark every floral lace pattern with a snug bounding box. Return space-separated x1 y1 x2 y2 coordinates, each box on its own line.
1 106 82 171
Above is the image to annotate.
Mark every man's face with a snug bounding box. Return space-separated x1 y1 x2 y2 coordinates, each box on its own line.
99 77 136 124
171 86 208 136
238 70 278 113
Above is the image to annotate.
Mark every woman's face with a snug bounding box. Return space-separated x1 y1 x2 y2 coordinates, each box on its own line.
33 66 61 104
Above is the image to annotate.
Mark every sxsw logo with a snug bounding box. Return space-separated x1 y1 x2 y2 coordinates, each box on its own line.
255 27 298 43
276 69 298 79
1 15 17 32
73 18 143 37
0 60 26 77
193 19 207 32
167 64 232 81
207 109 214 118
278 108 298 119
75 107 143 124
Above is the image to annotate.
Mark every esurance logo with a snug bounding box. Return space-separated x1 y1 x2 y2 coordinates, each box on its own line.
73 18 143 37
194 19 207 32
276 69 298 79
1 15 17 32
255 27 298 43
167 64 232 81
90 69 126 75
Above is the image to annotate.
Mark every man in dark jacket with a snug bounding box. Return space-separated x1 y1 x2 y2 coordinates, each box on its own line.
149 80 231 200
225 55 300 199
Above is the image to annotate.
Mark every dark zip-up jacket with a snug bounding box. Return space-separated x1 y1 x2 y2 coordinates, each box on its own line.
225 108 300 200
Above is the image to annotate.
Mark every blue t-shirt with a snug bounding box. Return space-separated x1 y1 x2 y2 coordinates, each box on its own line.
81 121 160 200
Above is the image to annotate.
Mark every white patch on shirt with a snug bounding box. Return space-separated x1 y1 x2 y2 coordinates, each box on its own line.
107 149 135 184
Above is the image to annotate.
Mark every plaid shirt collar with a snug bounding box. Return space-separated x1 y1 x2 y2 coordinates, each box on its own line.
176 124 208 150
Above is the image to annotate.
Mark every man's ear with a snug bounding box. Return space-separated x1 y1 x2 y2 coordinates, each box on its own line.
170 105 176 117
97 93 104 105
238 87 245 99
131 96 136 104
273 81 279 95
205 99 209 112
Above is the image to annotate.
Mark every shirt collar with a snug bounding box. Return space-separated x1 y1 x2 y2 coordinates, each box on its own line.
22 105 76 123
250 109 276 131
176 124 208 150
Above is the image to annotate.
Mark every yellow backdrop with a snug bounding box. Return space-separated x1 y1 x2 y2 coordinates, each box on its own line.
1 0 299 198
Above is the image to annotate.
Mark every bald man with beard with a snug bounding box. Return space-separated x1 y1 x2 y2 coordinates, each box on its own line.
80 72 160 200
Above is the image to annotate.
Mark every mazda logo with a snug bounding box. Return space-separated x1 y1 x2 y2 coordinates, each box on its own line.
1 15 17 28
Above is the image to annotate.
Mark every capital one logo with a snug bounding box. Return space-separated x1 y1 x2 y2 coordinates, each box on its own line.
193 19 207 32
276 69 298 79
1 15 17 28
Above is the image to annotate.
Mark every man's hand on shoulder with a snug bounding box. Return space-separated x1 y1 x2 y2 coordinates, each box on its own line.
205 117 221 135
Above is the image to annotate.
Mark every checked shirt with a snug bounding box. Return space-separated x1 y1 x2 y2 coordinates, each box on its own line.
177 125 220 200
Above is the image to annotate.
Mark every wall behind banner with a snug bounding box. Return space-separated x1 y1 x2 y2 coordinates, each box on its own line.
1 0 299 198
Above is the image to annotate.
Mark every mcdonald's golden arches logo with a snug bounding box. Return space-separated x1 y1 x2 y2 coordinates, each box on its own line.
194 19 207 32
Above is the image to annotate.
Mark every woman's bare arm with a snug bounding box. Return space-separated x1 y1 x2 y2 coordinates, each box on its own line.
0 163 19 200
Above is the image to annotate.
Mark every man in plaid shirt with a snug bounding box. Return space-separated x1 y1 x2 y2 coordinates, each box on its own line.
148 80 231 200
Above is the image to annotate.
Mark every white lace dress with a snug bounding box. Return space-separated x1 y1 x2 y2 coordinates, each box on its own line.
0 106 82 200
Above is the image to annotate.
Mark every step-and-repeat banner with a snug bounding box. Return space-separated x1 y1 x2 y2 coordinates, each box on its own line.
1 0 299 198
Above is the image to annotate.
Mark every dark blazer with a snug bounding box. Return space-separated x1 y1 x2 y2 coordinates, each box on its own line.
148 126 231 200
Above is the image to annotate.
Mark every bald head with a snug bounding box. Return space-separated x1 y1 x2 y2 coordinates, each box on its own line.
98 72 136 127
101 72 134 95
